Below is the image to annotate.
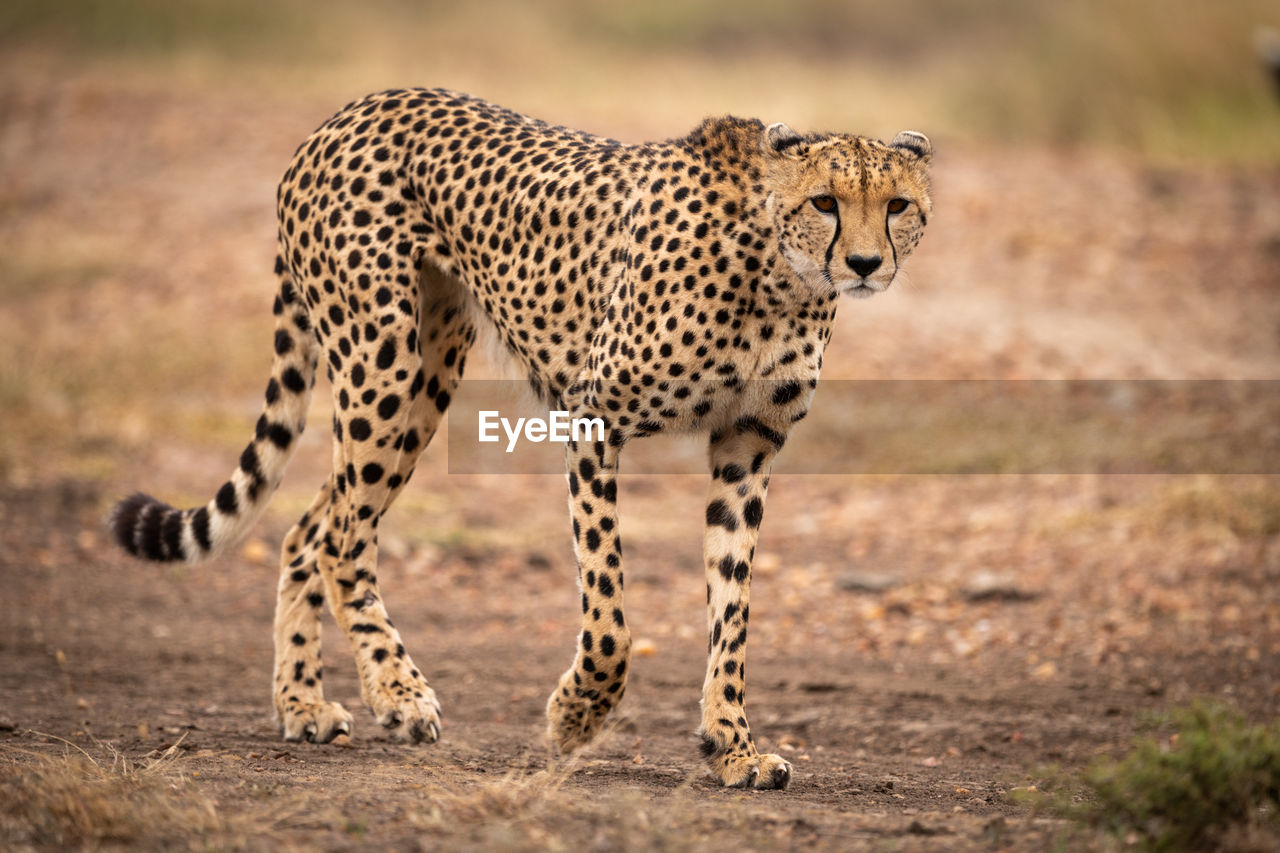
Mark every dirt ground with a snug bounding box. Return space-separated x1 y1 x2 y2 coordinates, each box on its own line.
2 51 1280 851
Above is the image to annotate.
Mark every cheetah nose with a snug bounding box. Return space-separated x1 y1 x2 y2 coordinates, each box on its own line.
846 254 882 278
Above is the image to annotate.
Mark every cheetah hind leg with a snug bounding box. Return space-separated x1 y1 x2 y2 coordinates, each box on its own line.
316 267 474 744
273 479 354 743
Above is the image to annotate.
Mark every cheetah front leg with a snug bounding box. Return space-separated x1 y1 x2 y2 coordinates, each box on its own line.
698 426 792 790
546 437 631 753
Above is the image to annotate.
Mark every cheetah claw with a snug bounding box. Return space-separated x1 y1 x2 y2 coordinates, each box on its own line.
304 719 350 743
718 753 793 790
279 701 353 744
374 697 442 744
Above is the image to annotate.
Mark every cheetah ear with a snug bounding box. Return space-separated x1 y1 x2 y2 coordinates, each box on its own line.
890 131 933 164
764 122 806 156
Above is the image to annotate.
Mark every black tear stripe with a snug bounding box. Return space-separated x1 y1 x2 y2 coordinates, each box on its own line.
884 215 898 272
823 205 842 272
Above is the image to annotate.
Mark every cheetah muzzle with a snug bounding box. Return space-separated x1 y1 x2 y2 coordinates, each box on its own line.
108 88 932 790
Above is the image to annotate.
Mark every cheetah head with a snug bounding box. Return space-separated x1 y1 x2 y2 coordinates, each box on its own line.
763 124 932 298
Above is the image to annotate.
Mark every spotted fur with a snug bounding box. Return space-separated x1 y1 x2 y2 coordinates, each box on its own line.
109 88 932 788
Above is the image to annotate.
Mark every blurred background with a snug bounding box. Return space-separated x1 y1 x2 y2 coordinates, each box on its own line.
1 0 1278 483
5 0 1280 158
3 0 1280 479
1 3 1279 846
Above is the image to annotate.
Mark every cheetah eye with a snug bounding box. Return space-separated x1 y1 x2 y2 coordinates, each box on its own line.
811 195 837 214
886 198 909 215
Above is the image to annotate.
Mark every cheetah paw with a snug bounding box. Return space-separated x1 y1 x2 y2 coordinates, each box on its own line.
279 701 354 744
373 690 442 744
545 676 615 754
716 753 793 790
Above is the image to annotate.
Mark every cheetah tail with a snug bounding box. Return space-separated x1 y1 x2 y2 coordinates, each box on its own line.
108 268 317 564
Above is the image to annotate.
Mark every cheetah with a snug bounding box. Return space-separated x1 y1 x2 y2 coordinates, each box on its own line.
110 88 932 789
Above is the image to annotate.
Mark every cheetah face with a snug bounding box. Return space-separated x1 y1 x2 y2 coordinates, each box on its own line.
763 124 932 298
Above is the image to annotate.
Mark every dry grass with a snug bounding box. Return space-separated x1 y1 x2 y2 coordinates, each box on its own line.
0 738 788 852
401 763 783 853
0 735 230 850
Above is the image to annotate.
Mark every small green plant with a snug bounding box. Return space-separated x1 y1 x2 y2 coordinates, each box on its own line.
1026 703 1280 851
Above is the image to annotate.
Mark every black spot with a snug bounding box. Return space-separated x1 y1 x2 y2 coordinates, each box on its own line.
376 337 397 369
718 554 735 580
361 462 385 484
265 422 293 450
282 367 307 393
349 418 372 441
377 394 401 420
291 633 306 645
743 497 764 528
705 499 737 531
772 381 801 405
239 443 263 481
